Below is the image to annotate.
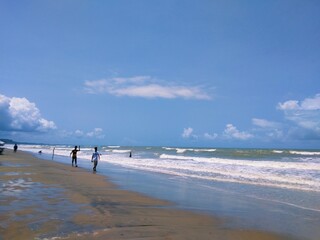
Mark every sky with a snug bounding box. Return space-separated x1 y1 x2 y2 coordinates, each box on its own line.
0 0 320 149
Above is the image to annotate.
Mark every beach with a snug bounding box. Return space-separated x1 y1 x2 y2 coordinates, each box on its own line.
0 150 295 240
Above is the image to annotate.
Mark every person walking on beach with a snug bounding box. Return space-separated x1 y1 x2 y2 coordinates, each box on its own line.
13 144 18 152
70 146 80 167
91 147 100 172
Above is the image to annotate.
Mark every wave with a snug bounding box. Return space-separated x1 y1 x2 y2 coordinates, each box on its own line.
104 155 320 193
194 149 216 152
289 151 320 156
111 149 131 153
159 154 320 171
162 147 216 154
272 150 283 154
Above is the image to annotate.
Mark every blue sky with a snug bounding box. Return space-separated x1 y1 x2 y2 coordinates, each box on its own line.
1 0 319 148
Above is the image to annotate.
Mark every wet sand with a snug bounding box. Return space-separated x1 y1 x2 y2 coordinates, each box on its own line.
0 150 295 240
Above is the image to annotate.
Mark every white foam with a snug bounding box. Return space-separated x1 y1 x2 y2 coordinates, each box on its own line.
162 147 216 153
290 151 320 156
111 149 131 153
160 154 320 171
105 155 319 192
104 157 320 192
272 150 283 153
194 149 216 152
19 144 320 193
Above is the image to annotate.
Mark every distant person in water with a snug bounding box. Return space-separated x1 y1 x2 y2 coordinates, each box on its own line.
129 151 132 158
70 146 80 167
13 144 18 152
91 147 100 172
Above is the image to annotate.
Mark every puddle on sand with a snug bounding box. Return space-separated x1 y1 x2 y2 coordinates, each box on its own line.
0 162 30 167
0 178 36 197
0 172 32 176
0 177 95 239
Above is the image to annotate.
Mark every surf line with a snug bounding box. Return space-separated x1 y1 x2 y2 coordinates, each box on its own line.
247 195 320 213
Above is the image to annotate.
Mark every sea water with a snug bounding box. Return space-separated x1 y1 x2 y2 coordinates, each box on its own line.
9 144 320 240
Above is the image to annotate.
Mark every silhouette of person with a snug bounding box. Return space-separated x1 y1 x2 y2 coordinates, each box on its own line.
91 147 100 172
52 147 55 160
13 144 18 152
70 146 80 167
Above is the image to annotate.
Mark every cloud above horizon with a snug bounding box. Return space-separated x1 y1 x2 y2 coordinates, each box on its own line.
203 132 218 140
0 94 56 132
62 128 105 139
84 76 211 100
182 124 253 142
252 118 281 129
224 124 253 140
182 127 194 138
278 94 320 137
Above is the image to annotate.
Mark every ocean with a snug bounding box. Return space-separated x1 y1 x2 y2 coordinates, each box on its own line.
7 144 320 239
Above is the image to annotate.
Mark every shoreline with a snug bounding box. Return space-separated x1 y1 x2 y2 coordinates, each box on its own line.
1 150 296 239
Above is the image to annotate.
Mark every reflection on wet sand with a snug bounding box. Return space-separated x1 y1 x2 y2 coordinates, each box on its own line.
0 157 95 239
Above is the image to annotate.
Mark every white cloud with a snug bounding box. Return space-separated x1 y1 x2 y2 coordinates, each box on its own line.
224 124 253 140
252 118 280 128
84 79 109 94
278 94 320 111
87 128 105 138
301 94 320 110
182 127 194 138
0 94 56 132
75 130 84 137
278 94 320 136
251 118 283 140
204 132 218 140
61 128 105 139
84 76 211 100
267 129 284 139
277 100 300 110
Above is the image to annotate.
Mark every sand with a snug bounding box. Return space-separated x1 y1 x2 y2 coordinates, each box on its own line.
0 150 296 240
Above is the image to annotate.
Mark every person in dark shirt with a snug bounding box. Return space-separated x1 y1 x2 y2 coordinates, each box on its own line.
70 146 80 167
13 144 18 152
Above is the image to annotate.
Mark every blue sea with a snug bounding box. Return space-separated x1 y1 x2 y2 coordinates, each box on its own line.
10 144 320 240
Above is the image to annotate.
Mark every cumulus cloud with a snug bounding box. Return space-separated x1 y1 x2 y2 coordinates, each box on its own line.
278 94 320 111
277 94 320 136
182 127 194 138
204 132 218 140
224 124 253 140
84 76 211 100
251 118 283 140
0 94 56 132
86 128 105 138
277 100 300 110
72 128 105 139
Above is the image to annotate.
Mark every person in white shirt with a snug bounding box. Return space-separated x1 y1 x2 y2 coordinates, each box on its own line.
91 147 100 172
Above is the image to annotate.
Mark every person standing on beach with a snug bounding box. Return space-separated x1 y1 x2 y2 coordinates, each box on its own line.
91 147 100 172
70 146 80 167
13 144 18 152
52 147 55 160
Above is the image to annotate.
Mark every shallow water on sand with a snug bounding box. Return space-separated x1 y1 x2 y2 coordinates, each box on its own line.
98 163 320 240
0 159 95 239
